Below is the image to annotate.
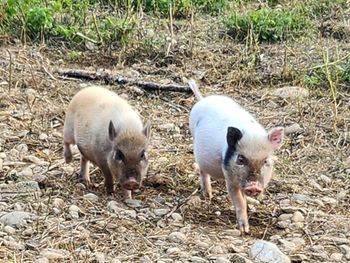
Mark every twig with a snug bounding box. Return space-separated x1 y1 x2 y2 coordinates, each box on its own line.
7 50 12 92
92 12 103 45
166 2 174 57
54 68 192 93
307 52 350 71
42 66 57 80
76 32 99 44
165 188 198 219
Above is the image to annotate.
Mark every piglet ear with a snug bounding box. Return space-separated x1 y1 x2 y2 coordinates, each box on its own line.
268 127 284 150
226 127 243 148
143 120 151 141
108 120 118 141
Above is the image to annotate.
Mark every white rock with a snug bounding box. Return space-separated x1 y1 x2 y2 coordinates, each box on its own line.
229 254 253 263
189 256 207 263
40 248 69 259
4 239 25 250
167 247 181 254
18 167 33 179
292 211 304 222
284 123 302 135
16 144 28 155
125 199 142 208
154 208 170 217
93 252 105 263
215 257 230 263
171 213 183 221
0 211 34 227
330 253 343 262
168 232 186 243
322 197 337 205
83 193 99 202
273 86 309 99
35 258 49 263
249 240 290 263
69 205 81 219
319 174 331 184
215 211 221 216
3 225 16 235
278 213 292 221
159 123 175 131
210 245 224 254
39 133 48 141
53 198 65 208
23 155 47 165
140 255 152 263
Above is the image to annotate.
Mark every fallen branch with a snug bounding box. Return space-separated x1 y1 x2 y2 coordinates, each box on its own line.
54 68 191 93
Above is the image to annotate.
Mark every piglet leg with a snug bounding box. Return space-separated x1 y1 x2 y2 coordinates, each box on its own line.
79 156 90 184
64 143 73 163
200 170 213 200
122 189 132 200
226 180 249 233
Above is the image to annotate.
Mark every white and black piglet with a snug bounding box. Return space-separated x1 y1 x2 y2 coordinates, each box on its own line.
189 80 283 233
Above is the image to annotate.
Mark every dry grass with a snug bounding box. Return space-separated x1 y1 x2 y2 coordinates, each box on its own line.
0 14 349 262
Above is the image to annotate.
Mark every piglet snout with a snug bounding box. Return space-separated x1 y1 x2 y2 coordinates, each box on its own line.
244 183 263 197
123 178 140 190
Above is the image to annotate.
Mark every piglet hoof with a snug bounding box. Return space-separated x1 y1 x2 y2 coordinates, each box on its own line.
122 189 132 200
239 224 250 235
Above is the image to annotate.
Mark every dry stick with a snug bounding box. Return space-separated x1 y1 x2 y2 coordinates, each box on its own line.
166 2 174 57
189 7 194 56
165 188 198 219
7 50 12 92
54 68 192 93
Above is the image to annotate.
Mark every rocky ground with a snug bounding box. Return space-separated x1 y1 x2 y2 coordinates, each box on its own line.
0 15 350 263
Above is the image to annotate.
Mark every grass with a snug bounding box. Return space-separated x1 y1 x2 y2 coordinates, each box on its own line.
225 8 312 42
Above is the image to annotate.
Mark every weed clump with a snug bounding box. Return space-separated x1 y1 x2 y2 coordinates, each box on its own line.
225 8 313 42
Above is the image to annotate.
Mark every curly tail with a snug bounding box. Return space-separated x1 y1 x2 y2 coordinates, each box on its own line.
188 79 203 101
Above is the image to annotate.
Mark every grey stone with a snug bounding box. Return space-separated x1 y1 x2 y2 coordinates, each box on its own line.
189 256 207 263
93 252 105 263
154 208 170 217
125 198 142 208
284 123 302 135
69 205 81 219
0 181 40 197
0 211 35 227
171 213 183 221
3 225 16 235
53 198 65 208
292 211 304 222
168 232 186 243
273 86 309 99
140 255 152 263
330 253 343 262
249 240 290 263
83 193 99 202
229 254 253 263
278 213 292 221
40 248 69 259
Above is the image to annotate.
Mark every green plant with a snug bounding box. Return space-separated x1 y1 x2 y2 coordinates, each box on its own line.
26 7 53 36
225 8 313 42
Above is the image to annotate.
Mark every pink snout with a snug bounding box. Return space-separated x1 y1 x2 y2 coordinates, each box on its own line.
122 178 140 190
244 183 263 197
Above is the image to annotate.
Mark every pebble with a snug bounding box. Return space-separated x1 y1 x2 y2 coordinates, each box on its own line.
3 225 16 235
223 229 241 237
18 167 33 179
171 212 182 221
276 221 289 229
272 86 309 99
189 256 207 263
0 211 34 227
22 227 34 236
69 205 81 219
0 181 40 197
215 257 230 263
168 232 186 243
195 240 210 249
39 133 48 141
284 123 302 135
167 247 181 255
53 198 65 208
125 199 142 208
94 252 105 263
330 253 343 262
35 258 49 263
23 155 47 165
319 174 331 184
278 213 292 221
154 208 170 217
322 197 337 205
214 211 221 216
83 193 99 202
4 239 25 250
291 194 311 204
210 245 225 254
229 254 253 263
249 240 290 263
140 255 152 263
40 248 69 259
292 211 304 222
321 236 350 244
159 123 175 131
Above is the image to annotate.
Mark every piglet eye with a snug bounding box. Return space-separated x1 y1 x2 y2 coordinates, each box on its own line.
236 154 246 166
140 150 147 160
114 149 124 161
